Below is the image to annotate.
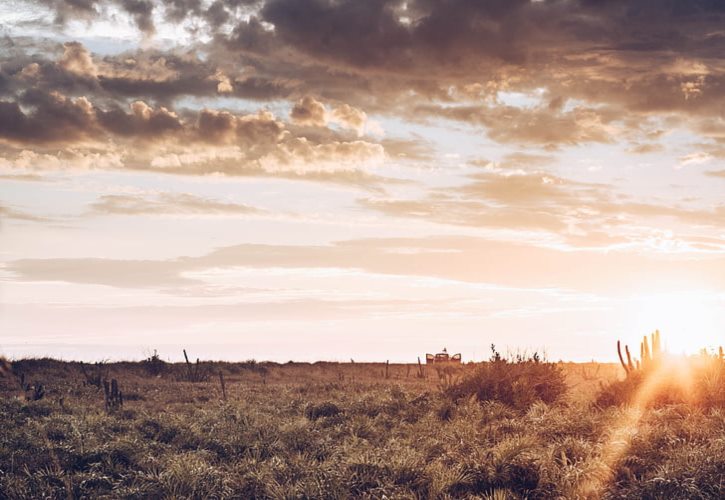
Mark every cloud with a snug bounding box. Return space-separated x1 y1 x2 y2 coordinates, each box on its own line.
89 193 261 216
59 42 98 78
44 0 156 33
98 100 183 138
415 103 620 148
360 197 569 232
194 108 285 145
213 69 234 93
0 204 51 222
9 235 725 295
627 143 665 154
359 165 725 249
0 87 393 187
329 103 367 136
0 149 123 170
7 257 195 288
12 2 725 151
678 152 713 166
290 96 327 127
290 96 369 136
259 137 384 173
0 91 96 145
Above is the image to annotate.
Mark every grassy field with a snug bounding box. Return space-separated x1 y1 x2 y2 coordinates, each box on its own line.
1 352 724 499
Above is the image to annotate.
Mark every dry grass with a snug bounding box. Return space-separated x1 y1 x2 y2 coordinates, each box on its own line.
0 356 723 499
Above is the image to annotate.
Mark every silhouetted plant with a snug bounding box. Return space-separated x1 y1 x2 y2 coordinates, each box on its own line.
29 381 45 401
181 349 209 382
416 356 425 378
103 378 123 413
142 350 167 376
446 346 566 411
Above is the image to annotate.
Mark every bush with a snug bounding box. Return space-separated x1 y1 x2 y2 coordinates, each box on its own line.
446 347 567 411
142 350 167 376
595 375 642 408
305 402 342 421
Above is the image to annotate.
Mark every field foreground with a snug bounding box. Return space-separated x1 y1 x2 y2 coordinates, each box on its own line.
1 357 724 499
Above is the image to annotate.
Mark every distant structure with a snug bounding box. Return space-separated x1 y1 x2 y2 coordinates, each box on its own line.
425 347 462 364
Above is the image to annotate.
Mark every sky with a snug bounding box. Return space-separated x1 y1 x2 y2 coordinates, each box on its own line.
2 0 725 362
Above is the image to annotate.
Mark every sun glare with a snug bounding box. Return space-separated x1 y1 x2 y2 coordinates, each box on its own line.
633 292 723 354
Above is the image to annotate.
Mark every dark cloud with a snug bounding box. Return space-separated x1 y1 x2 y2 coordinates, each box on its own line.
0 89 286 147
0 90 96 144
97 101 183 138
0 88 394 188
10 1 725 157
216 0 725 145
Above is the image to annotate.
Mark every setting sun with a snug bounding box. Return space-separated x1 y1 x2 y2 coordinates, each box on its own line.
632 292 723 354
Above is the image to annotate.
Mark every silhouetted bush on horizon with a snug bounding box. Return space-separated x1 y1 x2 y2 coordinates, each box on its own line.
446 346 568 411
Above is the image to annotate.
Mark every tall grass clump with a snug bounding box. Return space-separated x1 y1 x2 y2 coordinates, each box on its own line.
446 346 567 411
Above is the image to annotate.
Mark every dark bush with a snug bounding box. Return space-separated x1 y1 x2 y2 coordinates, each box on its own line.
142 350 167 376
305 402 342 421
446 348 567 411
238 359 269 376
137 418 178 443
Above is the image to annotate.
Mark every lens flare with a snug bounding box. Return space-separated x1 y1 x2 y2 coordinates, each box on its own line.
578 347 722 496
632 292 722 354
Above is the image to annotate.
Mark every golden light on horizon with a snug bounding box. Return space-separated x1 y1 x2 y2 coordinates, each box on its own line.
632 292 722 355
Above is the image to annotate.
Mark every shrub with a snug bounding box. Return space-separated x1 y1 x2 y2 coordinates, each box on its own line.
142 350 167 376
446 347 567 411
304 402 343 421
595 375 642 408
